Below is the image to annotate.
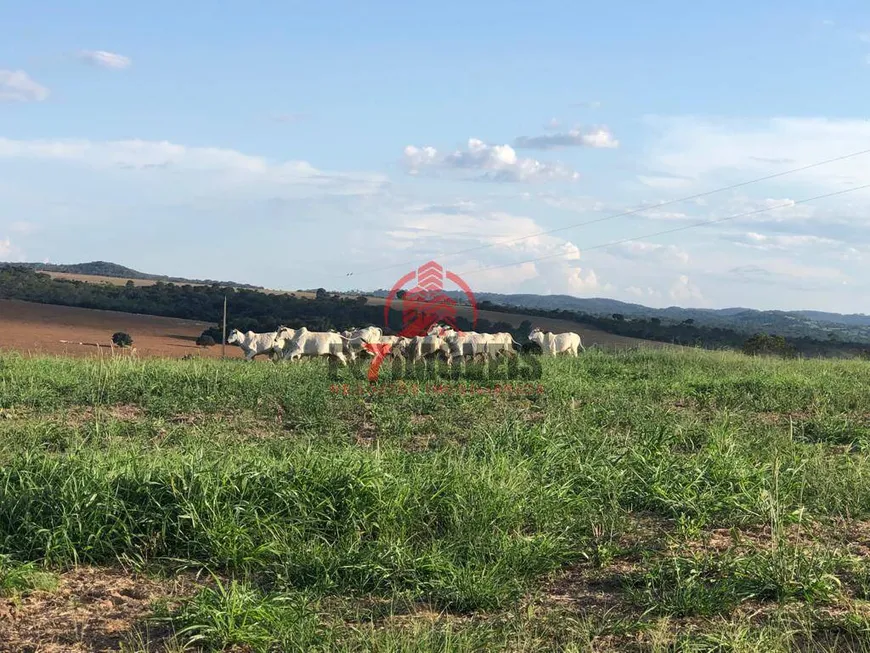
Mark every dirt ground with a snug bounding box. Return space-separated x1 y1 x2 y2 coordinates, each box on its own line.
0 567 195 653
0 300 245 360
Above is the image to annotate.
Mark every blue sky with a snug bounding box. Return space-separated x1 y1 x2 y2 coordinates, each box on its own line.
2 1 870 312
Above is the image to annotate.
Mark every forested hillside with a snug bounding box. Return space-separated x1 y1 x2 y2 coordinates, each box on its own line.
2 266 869 358
18 261 262 289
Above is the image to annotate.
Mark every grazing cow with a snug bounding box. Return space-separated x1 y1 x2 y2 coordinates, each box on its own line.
226 328 282 361
482 332 519 358
340 326 383 361
403 334 449 362
274 326 348 365
375 335 412 358
433 326 516 364
528 328 584 357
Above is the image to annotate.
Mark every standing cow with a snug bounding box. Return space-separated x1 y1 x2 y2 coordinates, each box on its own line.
528 328 584 357
274 326 348 365
226 328 283 361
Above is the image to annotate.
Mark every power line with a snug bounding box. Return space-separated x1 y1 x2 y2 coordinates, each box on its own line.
454 183 870 278
334 146 870 281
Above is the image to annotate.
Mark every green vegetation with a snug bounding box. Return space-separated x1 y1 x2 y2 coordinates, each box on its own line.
15 260 262 289
0 555 58 596
4 265 868 357
113 331 134 347
0 266 512 340
2 348 870 649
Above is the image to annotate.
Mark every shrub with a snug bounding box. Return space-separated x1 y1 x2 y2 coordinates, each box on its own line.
742 333 797 358
196 334 216 347
111 332 133 347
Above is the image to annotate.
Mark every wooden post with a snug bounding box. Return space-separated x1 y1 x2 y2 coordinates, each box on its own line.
222 294 227 359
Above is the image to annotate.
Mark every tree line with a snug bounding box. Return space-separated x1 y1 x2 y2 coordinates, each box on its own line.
1 266 867 358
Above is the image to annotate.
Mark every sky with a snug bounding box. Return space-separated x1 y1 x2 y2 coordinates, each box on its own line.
2 1 870 313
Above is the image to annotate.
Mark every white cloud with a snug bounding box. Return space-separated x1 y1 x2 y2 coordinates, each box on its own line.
637 175 693 190
544 118 560 130
0 237 24 262
614 241 689 265
643 116 870 192
0 70 49 102
729 260 849 286
564 266 602 293
636 207 692 221
77 50 132 70
0 136 388 196
403 139 579 182
625 286 662 299
731 231 839 251
462 260 539 289
514 126 619 150
571 100 602 109
9 221 37 235
669 275 704 303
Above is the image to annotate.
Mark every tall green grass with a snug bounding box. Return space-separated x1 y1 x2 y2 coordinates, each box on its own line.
2 349 870 649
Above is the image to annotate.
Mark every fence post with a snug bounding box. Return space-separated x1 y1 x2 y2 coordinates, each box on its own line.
222 294 227 359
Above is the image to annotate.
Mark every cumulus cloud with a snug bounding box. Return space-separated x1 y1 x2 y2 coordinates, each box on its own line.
564 266 602 292
0 237 24 262
625 286 662 299
669 275 704 303
77 50 132 70
514 126 619 150
377 203 603 294
0 70 49 102
403 139 579 182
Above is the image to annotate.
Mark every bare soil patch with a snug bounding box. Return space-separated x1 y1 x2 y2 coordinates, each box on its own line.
0 566 195 653
0 300 245 360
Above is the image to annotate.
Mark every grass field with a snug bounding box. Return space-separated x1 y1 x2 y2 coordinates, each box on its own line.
1 349 870 651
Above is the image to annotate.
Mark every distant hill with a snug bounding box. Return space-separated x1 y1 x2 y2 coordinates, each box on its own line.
471 293 870 344
370 289 870 344
14 261 263 290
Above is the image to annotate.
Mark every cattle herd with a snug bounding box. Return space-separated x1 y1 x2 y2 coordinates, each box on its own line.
226 324 585 364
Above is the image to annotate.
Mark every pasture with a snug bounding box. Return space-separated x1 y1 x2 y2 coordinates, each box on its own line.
1 349 870 651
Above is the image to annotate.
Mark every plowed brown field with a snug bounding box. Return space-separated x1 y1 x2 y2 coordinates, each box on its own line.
0 300 244 359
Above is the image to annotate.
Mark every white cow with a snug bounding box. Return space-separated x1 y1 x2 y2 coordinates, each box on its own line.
404 334 450 362
482 332 519 358
274 326 348 365
375 335 412 358
226 328 282 362
340 326 383 361
432 326 516 364
528 328 584 357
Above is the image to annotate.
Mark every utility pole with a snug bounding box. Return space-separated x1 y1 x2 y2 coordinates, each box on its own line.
222 294 227 359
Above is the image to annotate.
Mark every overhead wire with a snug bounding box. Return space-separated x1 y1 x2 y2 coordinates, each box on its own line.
453 183 870 278
334 146 870 281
